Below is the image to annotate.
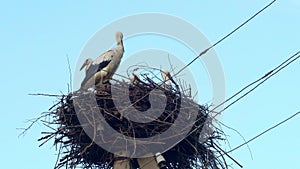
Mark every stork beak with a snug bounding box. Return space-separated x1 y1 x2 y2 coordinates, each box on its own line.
80 62 86 71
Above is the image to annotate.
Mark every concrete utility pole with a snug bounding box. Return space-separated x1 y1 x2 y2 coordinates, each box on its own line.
113 152 166 169
113 156 131 169
137 156 160 169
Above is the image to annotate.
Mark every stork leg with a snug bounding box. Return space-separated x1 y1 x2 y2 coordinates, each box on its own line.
94 71 105 89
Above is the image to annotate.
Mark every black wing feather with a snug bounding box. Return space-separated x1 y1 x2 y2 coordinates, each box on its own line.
80 60 111 88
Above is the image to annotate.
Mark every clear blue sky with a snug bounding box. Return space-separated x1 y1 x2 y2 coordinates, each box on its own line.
1 1 300 168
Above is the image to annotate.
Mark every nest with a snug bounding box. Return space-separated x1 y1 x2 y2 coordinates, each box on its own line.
36 74 227 169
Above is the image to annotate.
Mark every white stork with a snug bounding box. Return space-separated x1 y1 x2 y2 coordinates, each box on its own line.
160 70 172 90
129 73 140 86
80 32 124 90
80 58 93 73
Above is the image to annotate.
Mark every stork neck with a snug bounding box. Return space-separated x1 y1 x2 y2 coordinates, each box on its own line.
117 40 124 52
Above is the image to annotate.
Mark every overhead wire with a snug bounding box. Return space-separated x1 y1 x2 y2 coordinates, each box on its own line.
185 50 300 161
225 110 300 155
137 1 300 168
173 0 277 77
212 50 300 116
184 48 300 146
138 1 278 168
110 0 277 118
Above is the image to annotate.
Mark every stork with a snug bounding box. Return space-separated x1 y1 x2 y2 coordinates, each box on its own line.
160 70 172 90
129 73 140 86
80 32 124 90
80 58 93 73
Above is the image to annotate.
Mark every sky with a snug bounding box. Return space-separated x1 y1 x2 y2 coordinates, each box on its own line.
1 0 300 168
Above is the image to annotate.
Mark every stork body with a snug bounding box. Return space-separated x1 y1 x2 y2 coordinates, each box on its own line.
129 73 140 86
160 70 172 90
80 32 124 90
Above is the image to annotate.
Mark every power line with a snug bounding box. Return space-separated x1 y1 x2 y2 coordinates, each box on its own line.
210 110 300 168
115 0 278 116
225 110 300 154
213 50 300 115
174 0 277 77
128 1 279 168
207 51 300 166
186 50 300 144
213 50 300 111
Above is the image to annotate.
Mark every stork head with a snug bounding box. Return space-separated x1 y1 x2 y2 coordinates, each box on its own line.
161 70 171 80
80 58 92 71
161 70 172 87
115 31 123 44
130 73 139 85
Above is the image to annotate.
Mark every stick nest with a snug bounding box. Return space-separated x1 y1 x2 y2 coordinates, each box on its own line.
35 75 227 169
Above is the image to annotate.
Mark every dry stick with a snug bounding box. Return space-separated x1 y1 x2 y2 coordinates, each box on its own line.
167 53 178 76
28 93 64 97
174 0 277 77
66 54 73 93
217 121 253 160
54 143 63 169
108 68 180 125
216 149 228 169
116 71 180 114
18 114 49 137
213 142 243 168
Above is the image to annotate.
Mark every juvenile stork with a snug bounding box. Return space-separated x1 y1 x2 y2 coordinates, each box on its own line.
80 32 124 90
129 73 140 86
80 58 93 73
160 70 172 90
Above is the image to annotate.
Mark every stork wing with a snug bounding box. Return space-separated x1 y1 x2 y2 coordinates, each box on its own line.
81 51 113 88
93 50 114 64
